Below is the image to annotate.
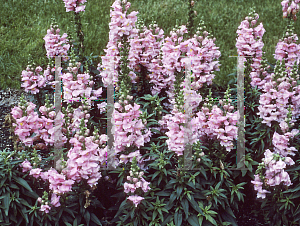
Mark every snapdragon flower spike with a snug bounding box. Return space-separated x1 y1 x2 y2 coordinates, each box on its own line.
236 11 271 89
60 61 103 109
124 157 150 207
273 34 300 77
43 25 70 61
113 102 152 170
21 66 48 95
162 23 221 106
62 0 87 13
98 0 139 87
257 60 300 127
282 0 300 20
128 22 165 96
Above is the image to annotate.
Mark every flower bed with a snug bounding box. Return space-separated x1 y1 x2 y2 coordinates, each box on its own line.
1 0 300 226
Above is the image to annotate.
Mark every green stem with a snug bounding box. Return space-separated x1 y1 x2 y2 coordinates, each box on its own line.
74 12 85 63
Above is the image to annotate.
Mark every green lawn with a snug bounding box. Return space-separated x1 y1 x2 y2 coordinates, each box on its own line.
0 0 297 91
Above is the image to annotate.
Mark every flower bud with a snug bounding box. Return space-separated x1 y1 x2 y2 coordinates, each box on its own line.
199 152 205 157
197 158 201 162
191 0 194 7
127 176 131 181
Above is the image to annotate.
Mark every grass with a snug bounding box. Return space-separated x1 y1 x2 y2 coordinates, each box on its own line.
0 0 298 91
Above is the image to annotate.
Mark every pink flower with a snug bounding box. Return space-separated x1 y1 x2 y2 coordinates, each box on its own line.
127 195 144 207
29 168 42 179
51 193 61 207
124 182 136 193
11 106 23 119
40 204 51 213
256 187 271 199
21 160 32 173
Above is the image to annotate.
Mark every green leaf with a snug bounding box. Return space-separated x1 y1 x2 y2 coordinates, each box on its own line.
174 212 182 226
187 214 200 226
156 191 170 196
176 186 183 198
291 191 300 199
181 199 189 220
152 171 160 180
188 196 203 216
206 215 217 226
91 213 102 226
84 211 90 225
64 207 76 218
20 207 29 224
13 177 33 192
3 193 10 216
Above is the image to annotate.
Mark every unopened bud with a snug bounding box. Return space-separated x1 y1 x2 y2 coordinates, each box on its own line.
191 0 194 7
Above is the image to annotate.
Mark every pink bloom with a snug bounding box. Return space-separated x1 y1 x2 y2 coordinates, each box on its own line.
127 195 144 207
124 182 136 193
51 193 61 207
11 106 23 119
37 197 42 204
256 187 271 199
21 160 32 173
29 168 42 179
40 204 51 213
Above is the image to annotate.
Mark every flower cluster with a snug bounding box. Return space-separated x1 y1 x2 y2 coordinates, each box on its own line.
282 0 300 20
62 0 87 13
124 156 151 207
11 98 67 147
195 106 239 152
21 66 47 95
250 6 300 197
158 105 201 156
113 101 152 168
236 10 271 89
128 20 165 96
64 133 107 187
162 22 221 105
257 60 300 127
60 60 103 108
43 24 70 61
251 148 295 198
273 129 299 156
98 0 139 87
273 34 300 77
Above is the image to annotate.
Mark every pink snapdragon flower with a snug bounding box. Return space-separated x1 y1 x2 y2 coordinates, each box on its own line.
127 195 144 207
29 168 42 179
236 12 271 89
40 204 51 214
62 0 87 13
43 25 70 61
51 193 61 207
98 0 139 87
21 66 49 94
21 160 32 173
